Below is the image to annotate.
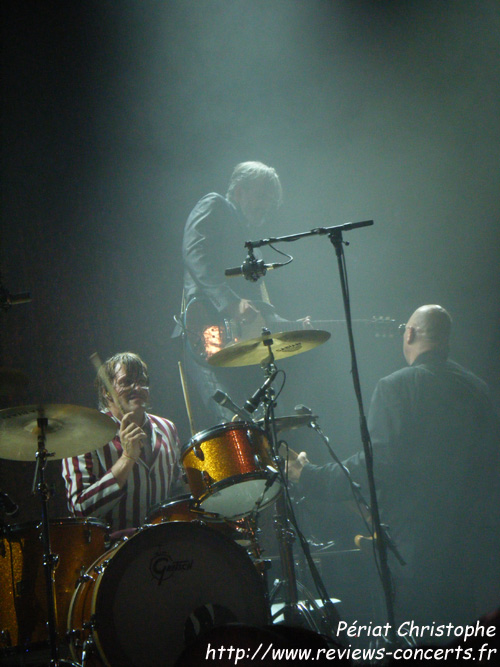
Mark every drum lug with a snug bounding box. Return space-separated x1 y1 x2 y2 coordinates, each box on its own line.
66 627 82 645
76 567 94 586
81 636 97 666
84 615 97 631
202 470 213 487
194 445 205 461
94 560 109 575
43 552 59 568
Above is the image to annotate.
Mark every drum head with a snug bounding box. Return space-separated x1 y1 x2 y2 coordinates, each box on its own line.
93 522 269 666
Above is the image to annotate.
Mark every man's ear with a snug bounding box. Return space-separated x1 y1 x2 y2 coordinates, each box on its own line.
406 326 416 344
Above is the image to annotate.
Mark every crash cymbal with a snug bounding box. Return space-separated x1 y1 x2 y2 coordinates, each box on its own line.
0 367 29 396
207 329 331 367
257 414 318 432
0 404 117 461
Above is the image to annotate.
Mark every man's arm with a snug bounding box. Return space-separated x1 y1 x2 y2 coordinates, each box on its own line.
62 413 147 519
183 194 243 314
62 449 125 520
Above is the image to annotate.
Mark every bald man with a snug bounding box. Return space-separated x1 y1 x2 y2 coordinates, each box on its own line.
289 305 500 637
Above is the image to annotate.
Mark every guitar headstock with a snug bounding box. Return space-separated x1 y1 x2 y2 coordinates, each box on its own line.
368 316 401 338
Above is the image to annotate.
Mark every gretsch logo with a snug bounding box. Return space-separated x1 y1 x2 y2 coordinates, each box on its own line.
150 549 193 585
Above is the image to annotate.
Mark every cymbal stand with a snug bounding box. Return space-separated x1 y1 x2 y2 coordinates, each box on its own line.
31 411 79 667
258 332 338 635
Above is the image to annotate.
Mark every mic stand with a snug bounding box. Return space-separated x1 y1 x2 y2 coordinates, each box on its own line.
256 333 339 636
327 228 399 646
306 415 405 567
242 219 399 645
31 410 79 667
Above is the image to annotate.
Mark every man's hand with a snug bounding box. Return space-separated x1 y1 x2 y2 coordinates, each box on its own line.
286 450 309 483
119 412 147 461
234 298 260 324
226 298 260 325
298 315 313 329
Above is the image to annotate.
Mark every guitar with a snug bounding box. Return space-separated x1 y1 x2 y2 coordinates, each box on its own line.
183 297 400 363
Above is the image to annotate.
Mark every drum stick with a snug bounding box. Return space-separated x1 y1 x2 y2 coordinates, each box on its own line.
90 352 126 416
178 360 197 436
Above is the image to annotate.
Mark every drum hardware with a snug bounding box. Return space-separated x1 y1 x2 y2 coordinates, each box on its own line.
181 421 281 519
256 412 319 433
201 470 213 488
76 568 94 586
224 330 341 637
30 412 79 666
0 404 116 461
0 403 114 664
206 328 330 368
68 521 270 666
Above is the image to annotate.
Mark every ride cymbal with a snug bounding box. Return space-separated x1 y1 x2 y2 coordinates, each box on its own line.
0 404 117 461
207 329 330 367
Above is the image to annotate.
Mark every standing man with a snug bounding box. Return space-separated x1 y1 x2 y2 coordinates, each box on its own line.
178 161 287 429
63 352 183 533
288 305 500 635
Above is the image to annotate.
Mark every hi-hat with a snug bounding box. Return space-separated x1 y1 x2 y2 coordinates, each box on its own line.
207 329 330 367
0 404 117 461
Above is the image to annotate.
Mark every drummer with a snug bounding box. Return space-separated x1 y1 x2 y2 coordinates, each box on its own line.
62 352 185 535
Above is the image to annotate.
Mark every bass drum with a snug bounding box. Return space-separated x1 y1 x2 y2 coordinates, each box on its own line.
68 521 270 667
0 518 109 654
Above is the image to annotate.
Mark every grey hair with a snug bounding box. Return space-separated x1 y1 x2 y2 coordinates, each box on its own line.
226 161 283 207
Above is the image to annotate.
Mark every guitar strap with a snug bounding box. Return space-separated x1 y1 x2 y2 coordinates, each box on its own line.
259 281 272 305
180 288 187 316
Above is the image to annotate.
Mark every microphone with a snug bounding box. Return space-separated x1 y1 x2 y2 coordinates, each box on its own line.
225 257 286 282
244 370 278 413
212 390 252 422
0 491 19 517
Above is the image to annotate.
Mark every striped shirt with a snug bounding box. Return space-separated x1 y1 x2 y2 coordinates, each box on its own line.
62 412 181 531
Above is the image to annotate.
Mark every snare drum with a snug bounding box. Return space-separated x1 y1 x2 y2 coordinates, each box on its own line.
68 521 269 667
0 517 109 653
181 421 281 518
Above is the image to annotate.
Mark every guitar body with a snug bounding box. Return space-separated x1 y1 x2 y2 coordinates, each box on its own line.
183 297 272 363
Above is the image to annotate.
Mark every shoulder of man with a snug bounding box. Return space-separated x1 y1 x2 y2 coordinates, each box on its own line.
191 192 231 215
147 414 179 438
377 364 417 389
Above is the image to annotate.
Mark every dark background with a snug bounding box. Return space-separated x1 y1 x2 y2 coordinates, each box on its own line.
1 0 499 619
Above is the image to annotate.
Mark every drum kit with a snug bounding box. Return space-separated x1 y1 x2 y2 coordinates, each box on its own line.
0 328 338 666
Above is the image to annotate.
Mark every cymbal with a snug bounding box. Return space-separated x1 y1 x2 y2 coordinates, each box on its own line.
257 414 318 432
207 329 331 367
0 367 29 396
0 404 117 461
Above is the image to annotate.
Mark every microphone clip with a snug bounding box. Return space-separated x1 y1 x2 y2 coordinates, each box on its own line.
241 251 267 282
